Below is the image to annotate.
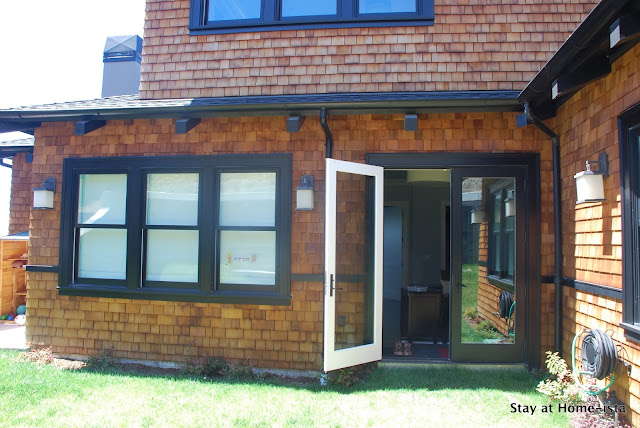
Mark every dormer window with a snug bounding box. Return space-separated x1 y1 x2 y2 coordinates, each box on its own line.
190 0 435 34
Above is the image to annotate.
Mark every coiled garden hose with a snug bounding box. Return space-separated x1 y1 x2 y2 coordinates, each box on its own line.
571 329 619 396
507 301 515 334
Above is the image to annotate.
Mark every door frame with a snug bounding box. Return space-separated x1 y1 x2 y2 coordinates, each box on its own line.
450 166 526 362
366 153 541 368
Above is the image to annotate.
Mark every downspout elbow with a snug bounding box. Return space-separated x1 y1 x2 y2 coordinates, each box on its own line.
320 108 333 159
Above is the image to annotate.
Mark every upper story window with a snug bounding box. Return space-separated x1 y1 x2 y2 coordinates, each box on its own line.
190 0 435 34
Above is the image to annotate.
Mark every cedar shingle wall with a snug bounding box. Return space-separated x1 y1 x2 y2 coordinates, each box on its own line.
24 111 552 370
139 0 598 99
552 43 640 425
9 153 32 235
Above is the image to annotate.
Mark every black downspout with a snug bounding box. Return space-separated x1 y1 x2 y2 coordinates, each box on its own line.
524 103 563 355
320 108 333 159
0 159 11 168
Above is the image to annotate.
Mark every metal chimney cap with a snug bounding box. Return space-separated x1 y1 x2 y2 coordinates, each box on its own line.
103 35 143 63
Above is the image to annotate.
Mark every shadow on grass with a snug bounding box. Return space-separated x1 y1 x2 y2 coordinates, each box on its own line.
82 361 543 395
3 349 543 396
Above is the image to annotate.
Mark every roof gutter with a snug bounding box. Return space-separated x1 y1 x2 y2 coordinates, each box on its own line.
524 102 563 356
0 91 521 126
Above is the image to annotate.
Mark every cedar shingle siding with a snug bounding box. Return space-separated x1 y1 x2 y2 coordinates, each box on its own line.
140 0 598 99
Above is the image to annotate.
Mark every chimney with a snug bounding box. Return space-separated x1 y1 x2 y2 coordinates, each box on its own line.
101 35 143 97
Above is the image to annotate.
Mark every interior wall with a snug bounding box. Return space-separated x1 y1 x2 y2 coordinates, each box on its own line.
410 184 449 286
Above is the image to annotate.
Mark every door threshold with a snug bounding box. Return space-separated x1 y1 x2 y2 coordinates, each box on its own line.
379 360 528 370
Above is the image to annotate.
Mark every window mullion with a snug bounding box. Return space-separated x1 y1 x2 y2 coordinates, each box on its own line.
127 168 143 290
200 167 215 293
264 0 276 22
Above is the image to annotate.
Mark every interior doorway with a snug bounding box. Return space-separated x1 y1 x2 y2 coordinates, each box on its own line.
382 169 451 361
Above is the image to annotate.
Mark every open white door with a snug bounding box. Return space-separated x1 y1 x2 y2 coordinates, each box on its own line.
324 158 384 372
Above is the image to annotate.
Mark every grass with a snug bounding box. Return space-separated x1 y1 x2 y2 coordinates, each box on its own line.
461 263 488 343
0 349 570 427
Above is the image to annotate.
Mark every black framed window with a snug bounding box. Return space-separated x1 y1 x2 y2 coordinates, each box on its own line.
488 180 515 282
59 154 292 305
620 104 640 341
190 0 435 34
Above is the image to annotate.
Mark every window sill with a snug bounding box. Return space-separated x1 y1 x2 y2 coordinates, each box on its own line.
620 322 640 343
58 284 291 306
486 276 515 294
189 18 434 35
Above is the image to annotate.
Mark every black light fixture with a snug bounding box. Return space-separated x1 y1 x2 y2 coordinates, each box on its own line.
33 177 56 209
404 114 418 132
574 152 609 204
287 115 305 133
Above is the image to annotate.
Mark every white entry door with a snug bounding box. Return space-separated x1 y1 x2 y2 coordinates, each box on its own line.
323 158 384 372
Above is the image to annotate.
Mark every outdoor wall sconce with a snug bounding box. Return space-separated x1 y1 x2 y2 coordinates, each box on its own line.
504 190 516 217
33 177 56 209
574 153 609 204
470 206 486 224
296 175 314 211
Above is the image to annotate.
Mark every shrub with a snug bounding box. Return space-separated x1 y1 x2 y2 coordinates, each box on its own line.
463 307 478 319
86 347 118 370
181 354 229 378
18 347 56 365
475 320 503 339
536 351 586 404
325 362 376 387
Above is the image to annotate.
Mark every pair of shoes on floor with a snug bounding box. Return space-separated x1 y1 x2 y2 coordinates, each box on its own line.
393 340 413 357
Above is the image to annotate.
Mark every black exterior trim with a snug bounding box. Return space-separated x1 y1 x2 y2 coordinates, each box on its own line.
620 103 640 341
25 265 59 273
190 0 434 35
291 273 324 283
58 285 291 306
487 276 515 294
59 154 292 305
561 278 623 300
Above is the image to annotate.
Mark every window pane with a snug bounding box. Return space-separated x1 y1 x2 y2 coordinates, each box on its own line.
282 1 337 17
78 174 127 225
208 0 261 21
219 231 275 285
146 230 199 283
359 0 416 14
78 228 126 279
146 173 199 226
219 172 276 226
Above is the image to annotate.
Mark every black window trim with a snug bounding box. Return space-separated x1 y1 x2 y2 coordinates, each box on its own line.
190 0 435 35
59 154 292 306
487 179 515 284
620 103 640 341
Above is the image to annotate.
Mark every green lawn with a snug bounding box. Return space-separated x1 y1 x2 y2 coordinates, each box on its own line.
461 263 488 343
0 349 569 427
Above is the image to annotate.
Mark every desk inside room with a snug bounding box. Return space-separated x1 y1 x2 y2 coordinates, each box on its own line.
406 285 447 342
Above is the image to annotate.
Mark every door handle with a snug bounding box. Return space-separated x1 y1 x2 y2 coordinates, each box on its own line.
457 283 467 288
329 274 344 296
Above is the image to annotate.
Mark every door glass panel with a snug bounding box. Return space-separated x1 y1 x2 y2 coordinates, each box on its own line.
461 177 516 345
334 171 374 350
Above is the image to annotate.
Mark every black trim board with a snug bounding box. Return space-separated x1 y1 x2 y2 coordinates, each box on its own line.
540 275 623 300
26 265 59 273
